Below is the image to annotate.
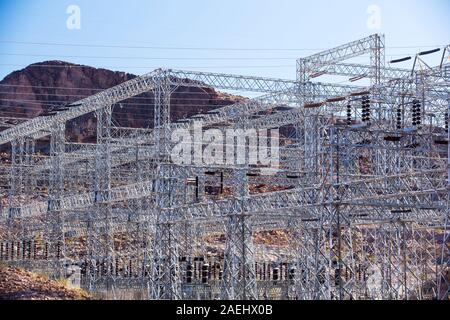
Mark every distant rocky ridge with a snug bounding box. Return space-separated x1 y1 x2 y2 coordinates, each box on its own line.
0 61 244 143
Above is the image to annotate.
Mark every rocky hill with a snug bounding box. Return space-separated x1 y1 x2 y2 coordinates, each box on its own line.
0 265 90 300
0 61 243 143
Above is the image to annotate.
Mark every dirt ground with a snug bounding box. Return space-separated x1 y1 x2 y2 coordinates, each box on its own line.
0 265 90 300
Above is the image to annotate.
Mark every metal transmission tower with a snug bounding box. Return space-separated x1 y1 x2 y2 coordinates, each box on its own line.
150 74 183 300
221 169 257 300
0 34 449 300
47 123 66 279
438 98 450 300
88 106 115 292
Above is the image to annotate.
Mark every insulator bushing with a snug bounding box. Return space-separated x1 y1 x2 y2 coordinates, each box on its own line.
396 107 402 129
361 96 371 122
347 104 352 125
56 241 61 259
22 240 26 260
201 264 209 284
262 263 266 280
129 260 133 277
28 241 32 259
273 267 279 281
186 264 193 283
412 99 422 127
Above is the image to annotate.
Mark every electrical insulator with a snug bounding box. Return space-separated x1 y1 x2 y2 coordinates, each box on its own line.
273 267 279 282
129 260 133 277
56 241 61 259
262 263 266 281
347 104 352 125
186 264 193 283
27 241 31 260
412 99 421 127
396 106 402 130
201 263 209 284
416 101 422 126
445 113 449 132
361 96 371 123
22 240 26 260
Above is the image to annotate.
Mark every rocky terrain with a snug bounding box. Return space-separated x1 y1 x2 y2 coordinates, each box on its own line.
0 265 90 300
0 61 244 144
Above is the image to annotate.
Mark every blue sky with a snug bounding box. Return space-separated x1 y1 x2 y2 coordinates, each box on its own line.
0 0 448 81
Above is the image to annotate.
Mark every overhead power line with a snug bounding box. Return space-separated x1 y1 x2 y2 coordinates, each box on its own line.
0 40 446 51
0 63 295 70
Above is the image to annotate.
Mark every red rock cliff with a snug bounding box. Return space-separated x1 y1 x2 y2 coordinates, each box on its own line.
0 61 243 143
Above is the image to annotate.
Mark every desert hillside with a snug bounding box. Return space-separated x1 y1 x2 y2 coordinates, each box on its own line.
0 265 90 300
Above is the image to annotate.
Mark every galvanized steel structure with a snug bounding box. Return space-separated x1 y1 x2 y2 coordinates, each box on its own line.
0 34 449 300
